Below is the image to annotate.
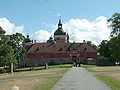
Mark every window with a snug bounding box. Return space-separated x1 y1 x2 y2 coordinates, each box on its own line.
57 37 59 40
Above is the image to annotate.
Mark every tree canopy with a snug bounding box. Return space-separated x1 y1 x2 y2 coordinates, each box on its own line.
98 40 110 58
108 36 120 62
0 35 16 67
98 12 120 65
108 12 120 37
8 33 26 66
0 31 27 67
108 12 120 63
0 26 6 35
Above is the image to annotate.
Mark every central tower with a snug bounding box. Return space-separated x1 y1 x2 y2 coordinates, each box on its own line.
54 19 69 43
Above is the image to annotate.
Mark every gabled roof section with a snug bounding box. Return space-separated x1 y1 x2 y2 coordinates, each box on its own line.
27 42 97 53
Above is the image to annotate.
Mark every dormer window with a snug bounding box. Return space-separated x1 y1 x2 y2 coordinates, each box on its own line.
34 48 39 52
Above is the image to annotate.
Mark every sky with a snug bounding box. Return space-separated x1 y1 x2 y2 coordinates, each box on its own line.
0 0 120 45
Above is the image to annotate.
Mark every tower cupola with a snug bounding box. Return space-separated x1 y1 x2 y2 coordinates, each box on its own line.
54 19 65 36
54 19 68 43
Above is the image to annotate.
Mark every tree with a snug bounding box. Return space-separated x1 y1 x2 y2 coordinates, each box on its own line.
0 26 5 35
0 36 16 67
108 36 120 63
108 13 120 37
8 33 26 66
86 41 98 51
0 27 6 45
97 12 120 65
107 12 120 65
97 40 115 66
98 40 111 58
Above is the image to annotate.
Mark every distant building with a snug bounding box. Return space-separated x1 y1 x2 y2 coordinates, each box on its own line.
24 19 97 66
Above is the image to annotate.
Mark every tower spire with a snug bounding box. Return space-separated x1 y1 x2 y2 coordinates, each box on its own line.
58 16 62 29
59 16 61 24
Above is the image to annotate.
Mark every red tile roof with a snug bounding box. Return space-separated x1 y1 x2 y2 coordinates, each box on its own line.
27 42 96 54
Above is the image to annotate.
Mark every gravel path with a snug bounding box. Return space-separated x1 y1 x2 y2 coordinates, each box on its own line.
52 67 111 90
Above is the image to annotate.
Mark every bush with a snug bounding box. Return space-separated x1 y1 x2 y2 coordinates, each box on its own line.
96 57 115 66
0 68 6 73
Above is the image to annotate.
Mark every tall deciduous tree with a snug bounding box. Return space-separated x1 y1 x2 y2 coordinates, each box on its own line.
107 12 120 64
8 33 26 66
108 13 120 37
98 40 111 58
108 36 120 63
0 36 16 67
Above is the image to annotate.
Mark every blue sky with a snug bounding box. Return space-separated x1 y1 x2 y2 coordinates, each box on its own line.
0 0 120 44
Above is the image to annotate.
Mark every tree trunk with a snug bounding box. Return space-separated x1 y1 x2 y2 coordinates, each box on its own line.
10 63 13 74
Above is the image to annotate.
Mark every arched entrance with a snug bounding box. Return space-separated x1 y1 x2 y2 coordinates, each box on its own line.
72 55 80 67
72 56 77 63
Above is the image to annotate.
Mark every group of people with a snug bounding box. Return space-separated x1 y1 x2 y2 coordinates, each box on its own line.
72 58 81 67
73 62 81 67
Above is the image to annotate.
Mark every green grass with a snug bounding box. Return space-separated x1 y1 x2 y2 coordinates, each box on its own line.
81 65 96 68
48 64 72 68
0 64 70 90
0 64 70 80
33 76 61 90
32 65 69 90
81 65 96 72
96 75 120 90
82 65 120 90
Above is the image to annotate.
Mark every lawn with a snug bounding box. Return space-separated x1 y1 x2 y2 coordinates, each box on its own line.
82 65 120 90
0 64 71 90
33 76 61 90
96 74 120 90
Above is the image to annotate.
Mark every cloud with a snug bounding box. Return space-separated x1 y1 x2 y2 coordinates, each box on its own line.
30 16 110 45
0 17 24 35
63 16 110 45
0 16 110 45
31 30 51 42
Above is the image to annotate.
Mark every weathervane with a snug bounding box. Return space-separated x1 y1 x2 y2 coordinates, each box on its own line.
59 16 62 23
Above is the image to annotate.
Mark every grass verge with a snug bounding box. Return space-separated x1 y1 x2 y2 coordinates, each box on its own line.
32 66 69 90
0 64 70 90
82 65 120 90
96 74 120 90
81 65 96 72
33 76 61 90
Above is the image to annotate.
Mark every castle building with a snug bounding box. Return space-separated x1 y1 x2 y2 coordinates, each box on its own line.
25 19 97 66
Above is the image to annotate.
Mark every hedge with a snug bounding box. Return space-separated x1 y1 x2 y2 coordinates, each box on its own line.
96 57 115 66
